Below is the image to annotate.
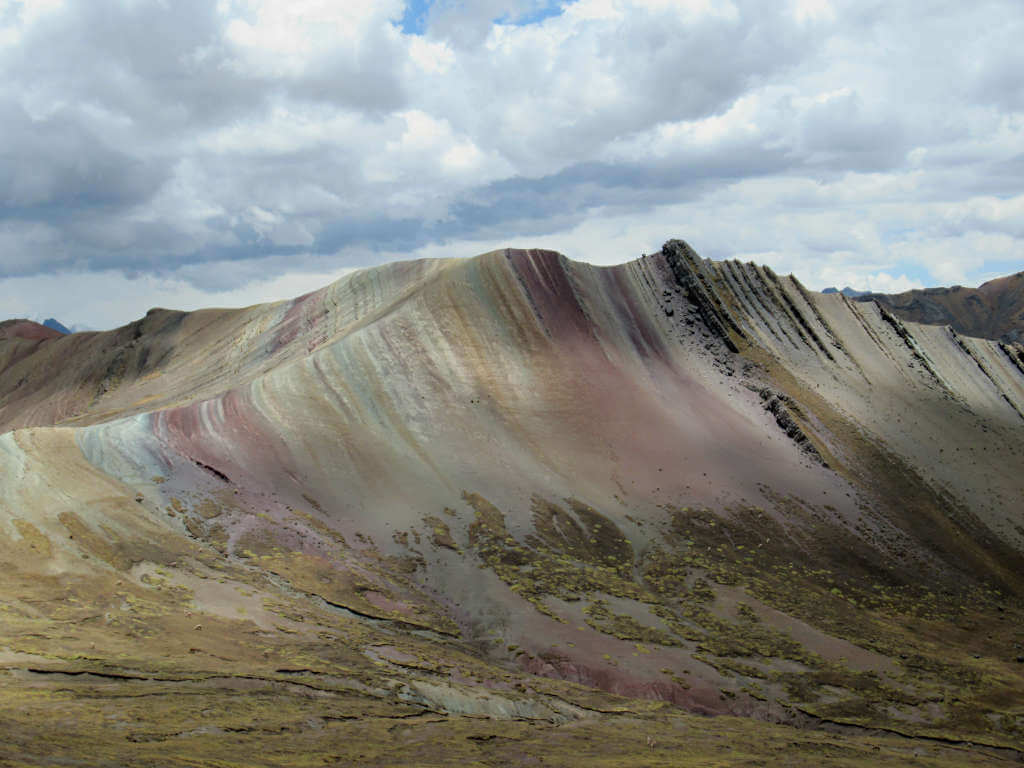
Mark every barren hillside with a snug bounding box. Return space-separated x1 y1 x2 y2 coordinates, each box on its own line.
1 240 1022 765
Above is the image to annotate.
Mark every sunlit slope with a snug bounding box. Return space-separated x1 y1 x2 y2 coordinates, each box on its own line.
0 258 451 432
2 241 1023 759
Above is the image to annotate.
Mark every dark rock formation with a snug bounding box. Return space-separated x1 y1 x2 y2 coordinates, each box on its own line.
662 239 745 353
759 388 828 466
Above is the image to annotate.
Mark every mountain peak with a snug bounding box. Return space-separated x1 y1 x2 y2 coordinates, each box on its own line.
42 318 71 335
822 286 868 297
0 318 64 342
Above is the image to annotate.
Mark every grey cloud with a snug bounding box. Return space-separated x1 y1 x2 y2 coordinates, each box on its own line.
10 0 403 128
124 147 797 282
425 0 557 46
972 46 1024 111
280 23 410 114
798 91 909 173
0 0 415 279
8 0 256 132
318 145 797 254
446 149 790 230
0 101 168 214
1 0 1023 306
424 2 821 172
313 216 427 256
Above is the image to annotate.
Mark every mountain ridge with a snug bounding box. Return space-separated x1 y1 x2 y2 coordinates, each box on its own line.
854 270 1024 343
1 241 1023 764
822 286 868 297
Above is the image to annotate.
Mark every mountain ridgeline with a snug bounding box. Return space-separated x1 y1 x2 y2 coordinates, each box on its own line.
1 240 1022 765
855 271 1024 344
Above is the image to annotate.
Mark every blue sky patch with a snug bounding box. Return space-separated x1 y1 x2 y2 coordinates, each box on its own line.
399 1 567 35
398 0 432 34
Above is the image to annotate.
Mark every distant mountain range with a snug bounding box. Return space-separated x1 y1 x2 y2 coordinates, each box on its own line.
852 271 1024 343
821 286 869 297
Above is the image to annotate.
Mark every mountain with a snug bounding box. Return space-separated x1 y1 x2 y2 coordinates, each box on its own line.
41 317 72 335
822 286 869 297
0 318 65 342
1 241 1022 765
855 271 1024 343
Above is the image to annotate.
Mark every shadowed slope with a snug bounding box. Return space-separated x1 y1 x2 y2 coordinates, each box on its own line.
1 242 1023 764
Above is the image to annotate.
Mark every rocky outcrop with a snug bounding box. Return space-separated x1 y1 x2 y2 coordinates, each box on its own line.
875 305 949 390
1001 341 1024 378
662 239 745 353
758 388 828 466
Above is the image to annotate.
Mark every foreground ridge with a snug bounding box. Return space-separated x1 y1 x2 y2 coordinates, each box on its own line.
1 240 1022 765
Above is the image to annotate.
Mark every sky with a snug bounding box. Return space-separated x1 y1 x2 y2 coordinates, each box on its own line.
1 0 1023 330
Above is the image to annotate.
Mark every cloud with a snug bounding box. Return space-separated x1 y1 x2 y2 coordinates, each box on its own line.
422 0 564 46
1 0 1022 328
